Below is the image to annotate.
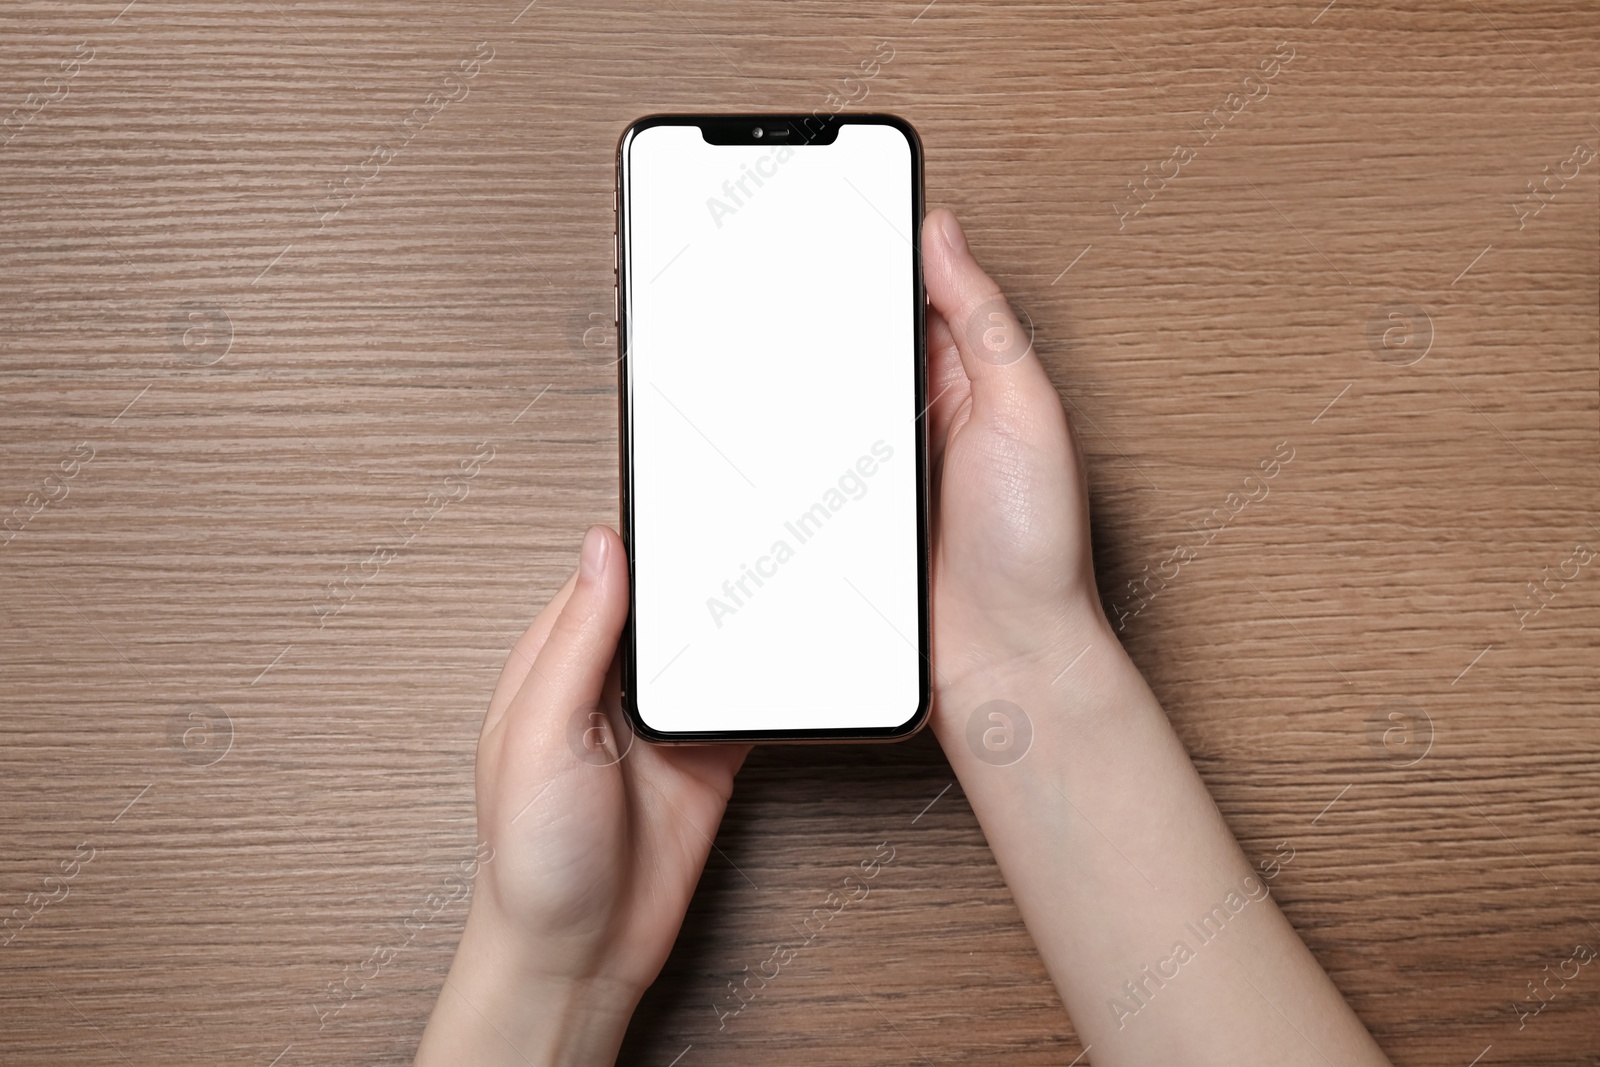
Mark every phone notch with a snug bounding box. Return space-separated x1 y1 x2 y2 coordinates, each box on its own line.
699 115 837 146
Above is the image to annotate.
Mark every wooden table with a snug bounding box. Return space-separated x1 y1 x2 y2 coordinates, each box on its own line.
2 1 1596 1063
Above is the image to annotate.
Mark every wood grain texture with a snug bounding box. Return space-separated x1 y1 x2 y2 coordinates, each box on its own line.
1 1 1596 1064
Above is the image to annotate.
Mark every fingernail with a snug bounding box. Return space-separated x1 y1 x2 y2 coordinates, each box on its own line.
579 525 607 582
939 211 968 255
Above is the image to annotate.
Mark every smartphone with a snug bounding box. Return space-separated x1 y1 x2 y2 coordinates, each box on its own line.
614 113 929 743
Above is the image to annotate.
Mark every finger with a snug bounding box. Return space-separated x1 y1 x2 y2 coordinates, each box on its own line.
630 739 753 809
922 208 1053 397
624 742 753 877
923 305 972 473
500 524 630 756
482 570 577 742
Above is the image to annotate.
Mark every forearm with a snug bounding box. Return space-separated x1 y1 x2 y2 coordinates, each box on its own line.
416 910 639 1067
934 612 1391 1065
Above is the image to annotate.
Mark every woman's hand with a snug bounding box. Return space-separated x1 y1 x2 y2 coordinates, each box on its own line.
416 525 749 1066
920 208 1105 705
917 210 1392 1066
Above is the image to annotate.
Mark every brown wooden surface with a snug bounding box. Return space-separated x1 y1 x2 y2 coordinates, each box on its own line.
3 1 1598 1064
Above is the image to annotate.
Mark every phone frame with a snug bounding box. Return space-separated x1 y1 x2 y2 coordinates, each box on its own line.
613 112 930 745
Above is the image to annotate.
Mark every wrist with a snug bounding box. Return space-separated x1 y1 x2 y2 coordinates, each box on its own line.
417 906 641 1067
933 593 1126 727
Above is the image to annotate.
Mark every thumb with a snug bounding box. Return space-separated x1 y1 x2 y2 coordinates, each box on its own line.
922 208 1051 395
502 525 630 751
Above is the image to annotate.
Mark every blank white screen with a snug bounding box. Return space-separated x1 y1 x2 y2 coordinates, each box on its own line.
625 122 920 734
